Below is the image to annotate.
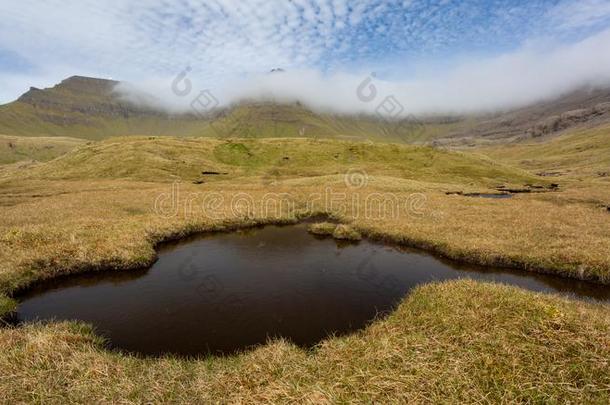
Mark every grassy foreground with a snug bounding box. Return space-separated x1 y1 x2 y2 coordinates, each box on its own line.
0 135 609 403
1 281 609 403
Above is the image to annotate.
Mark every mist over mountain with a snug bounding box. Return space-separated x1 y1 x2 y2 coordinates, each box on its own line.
1 73 609 145
109 27 610 119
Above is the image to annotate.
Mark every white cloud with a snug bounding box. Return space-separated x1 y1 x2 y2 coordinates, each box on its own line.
549 0 610 29
1 0 610 115
116 28 610 116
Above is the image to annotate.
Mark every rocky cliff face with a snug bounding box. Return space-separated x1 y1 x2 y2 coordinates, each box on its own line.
434 86 610 145
528 102 610 137
0 76 429 140
15 76 163 119
2 75 609 142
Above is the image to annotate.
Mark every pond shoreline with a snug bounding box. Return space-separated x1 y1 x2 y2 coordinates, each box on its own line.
2 210 609 325
11 222 610 358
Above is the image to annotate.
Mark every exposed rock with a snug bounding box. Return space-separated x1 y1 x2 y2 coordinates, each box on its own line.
529 104 609 137
594 102 610 114
13 75 167 122
431 86 610 145
4 74 610 143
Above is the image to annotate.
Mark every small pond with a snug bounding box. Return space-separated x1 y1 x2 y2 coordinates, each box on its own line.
15 224 610 357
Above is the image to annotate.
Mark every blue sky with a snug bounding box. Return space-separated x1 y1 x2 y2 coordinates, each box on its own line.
1 0 610 112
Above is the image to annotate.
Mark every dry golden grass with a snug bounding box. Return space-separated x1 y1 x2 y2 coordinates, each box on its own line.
0 135 609 403
1 175 608 300
306 222 337 236
331 224 362 241
0 134 86 165
1 280 609 403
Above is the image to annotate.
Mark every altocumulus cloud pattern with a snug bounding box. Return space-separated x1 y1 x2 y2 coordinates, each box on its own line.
1 0 610 113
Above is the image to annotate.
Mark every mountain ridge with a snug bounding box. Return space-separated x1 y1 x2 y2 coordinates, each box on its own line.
1 75 610 144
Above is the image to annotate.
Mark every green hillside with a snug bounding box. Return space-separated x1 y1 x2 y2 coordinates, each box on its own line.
0 135 86 164
0 76 202 139
2 76 610 147
0 76 447 142
17 136 539 187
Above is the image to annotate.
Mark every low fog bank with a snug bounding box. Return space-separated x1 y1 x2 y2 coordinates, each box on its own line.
114 28 610 118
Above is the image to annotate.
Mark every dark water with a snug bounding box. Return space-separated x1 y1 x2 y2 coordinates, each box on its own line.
16 224 610 357
466 193 513 199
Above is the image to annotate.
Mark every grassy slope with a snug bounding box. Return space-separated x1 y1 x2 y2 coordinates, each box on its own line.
0 135 86 165
1 281 608 403
0 93 457 142
0 102 207 140
477 124 610 179
20 136 539 187
194 103 459 143
0 76 205 140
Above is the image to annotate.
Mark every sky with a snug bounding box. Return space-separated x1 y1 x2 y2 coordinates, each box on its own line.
1 0 610 114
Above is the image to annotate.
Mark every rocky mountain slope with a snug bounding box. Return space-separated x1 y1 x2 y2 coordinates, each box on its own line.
436 86 610 146
1 75 609 144
0 76 425 141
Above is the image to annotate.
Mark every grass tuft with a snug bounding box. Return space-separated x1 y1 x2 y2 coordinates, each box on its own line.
307 222 337 236
0 294 17 318
332 224 362 241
